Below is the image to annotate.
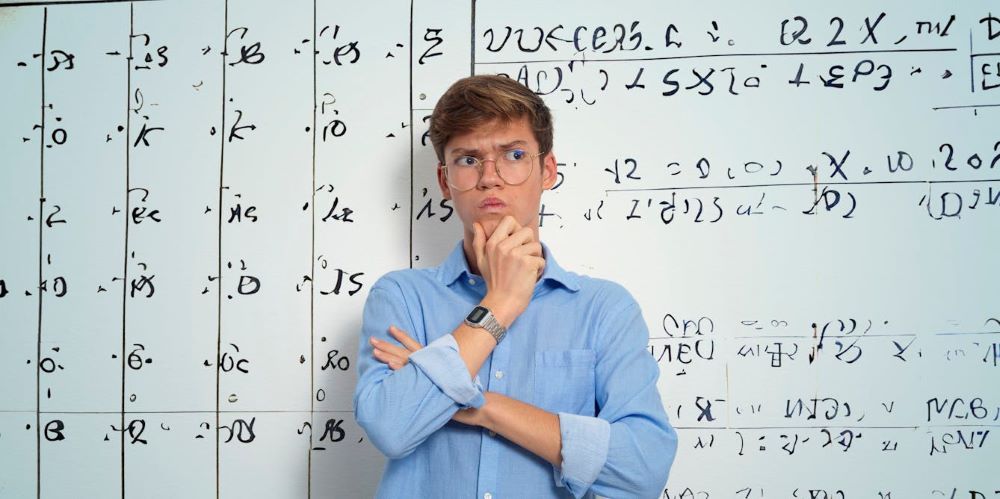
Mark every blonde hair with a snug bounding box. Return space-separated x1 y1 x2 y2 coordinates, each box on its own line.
429 75 553 164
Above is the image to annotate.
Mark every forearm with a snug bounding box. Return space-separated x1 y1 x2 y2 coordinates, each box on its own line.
479 392 562 466
356 286 486 458
355 361 473 458
472 389 676 498
450 293 520 378
450 322 497 378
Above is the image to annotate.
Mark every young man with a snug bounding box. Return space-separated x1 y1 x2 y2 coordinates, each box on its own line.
354 75 677 498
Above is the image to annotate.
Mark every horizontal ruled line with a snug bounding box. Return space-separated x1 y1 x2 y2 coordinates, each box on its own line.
933 103 1000 110
476 47 957 66
650 334 911 340
0 0 161 8
935 330 1000 336
672 425 919 430
734 333 917 339
605 177 1000 194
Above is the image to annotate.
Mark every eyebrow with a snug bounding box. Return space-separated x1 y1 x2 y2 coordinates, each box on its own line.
449 140 529 156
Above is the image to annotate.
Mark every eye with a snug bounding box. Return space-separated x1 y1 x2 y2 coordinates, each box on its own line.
453 155 479 167
504 149 527 161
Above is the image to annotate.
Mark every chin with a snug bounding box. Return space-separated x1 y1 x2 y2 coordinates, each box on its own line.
479 218 502 238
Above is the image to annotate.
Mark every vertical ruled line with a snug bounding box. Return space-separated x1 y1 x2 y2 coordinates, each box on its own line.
216 1 229 498
308 0 318 496
469 0 475 75
970 29 975 94
36 7 48 499
120 4 134 498
409 0 415 268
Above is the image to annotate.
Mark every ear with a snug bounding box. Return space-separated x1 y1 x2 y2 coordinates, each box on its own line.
541 151 558 190
437 163 452 200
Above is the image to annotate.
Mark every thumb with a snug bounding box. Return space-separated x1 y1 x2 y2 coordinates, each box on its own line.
473 222 486 265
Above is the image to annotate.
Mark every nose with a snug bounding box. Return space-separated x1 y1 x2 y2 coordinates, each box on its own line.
476 158 503 189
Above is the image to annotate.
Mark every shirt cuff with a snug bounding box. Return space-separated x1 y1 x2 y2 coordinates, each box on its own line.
553 412 611 496
408 334 485 409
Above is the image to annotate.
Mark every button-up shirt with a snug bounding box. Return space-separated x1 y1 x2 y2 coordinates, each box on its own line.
354 240 678 498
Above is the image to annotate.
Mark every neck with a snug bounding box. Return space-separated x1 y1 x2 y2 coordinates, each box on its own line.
462 238 480 276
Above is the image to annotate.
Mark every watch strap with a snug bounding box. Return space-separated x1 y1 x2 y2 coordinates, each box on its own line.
465 306 507 344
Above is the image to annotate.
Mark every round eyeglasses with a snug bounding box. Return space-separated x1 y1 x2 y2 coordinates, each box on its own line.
440 149 546 192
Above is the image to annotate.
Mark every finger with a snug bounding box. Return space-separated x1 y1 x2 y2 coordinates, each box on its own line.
513 241 543 258
505 214 523 231
499 227 537 256
372 347 405 367
451 408 477 425
372 337 412 360
507 227 536 249
502 215 522 233
488 216 518 246
530 256 546 275
487 218 520 256
473 222 486 264
388 325 422 352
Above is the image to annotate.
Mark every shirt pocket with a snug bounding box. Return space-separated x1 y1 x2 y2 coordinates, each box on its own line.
533 349 597 416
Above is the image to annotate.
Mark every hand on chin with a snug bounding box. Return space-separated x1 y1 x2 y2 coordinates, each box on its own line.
476 216 503 239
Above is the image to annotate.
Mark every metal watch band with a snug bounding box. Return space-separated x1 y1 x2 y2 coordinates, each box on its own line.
465 306 507 344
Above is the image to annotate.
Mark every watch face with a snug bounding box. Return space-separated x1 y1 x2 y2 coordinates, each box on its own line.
467 306 488 323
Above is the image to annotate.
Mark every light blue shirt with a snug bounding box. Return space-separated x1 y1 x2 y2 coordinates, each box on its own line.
354 240 678 498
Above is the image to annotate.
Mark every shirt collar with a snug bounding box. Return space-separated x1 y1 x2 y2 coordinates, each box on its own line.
437 239 581 292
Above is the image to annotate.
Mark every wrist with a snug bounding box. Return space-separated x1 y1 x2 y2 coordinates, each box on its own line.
480 294 520 328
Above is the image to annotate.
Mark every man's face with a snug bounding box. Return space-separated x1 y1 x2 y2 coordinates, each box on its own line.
437 117 558 241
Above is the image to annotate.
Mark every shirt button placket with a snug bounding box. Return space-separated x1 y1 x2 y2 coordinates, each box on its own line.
478 329 506 498
489 371 503 434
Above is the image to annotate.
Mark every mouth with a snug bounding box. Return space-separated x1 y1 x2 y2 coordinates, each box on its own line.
479 197 507 210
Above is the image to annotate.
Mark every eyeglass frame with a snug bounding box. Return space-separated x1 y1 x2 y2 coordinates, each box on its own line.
438 149 548 192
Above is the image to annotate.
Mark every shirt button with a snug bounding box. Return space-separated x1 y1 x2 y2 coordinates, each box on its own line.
484 493 493 499
494 370 504 380
468 278 476 285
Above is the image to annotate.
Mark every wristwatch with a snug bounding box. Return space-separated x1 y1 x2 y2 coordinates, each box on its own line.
464 305 507 344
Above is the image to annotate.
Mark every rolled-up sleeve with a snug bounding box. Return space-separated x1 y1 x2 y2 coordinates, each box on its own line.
409 334 485 408
553 294 679 498
552 413 611 492
353 278 483 460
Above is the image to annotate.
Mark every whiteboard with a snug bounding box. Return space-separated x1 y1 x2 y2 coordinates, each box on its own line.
1 0 998 497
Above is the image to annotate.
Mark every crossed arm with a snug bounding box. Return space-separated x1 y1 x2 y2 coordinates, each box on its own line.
371 325 562 466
